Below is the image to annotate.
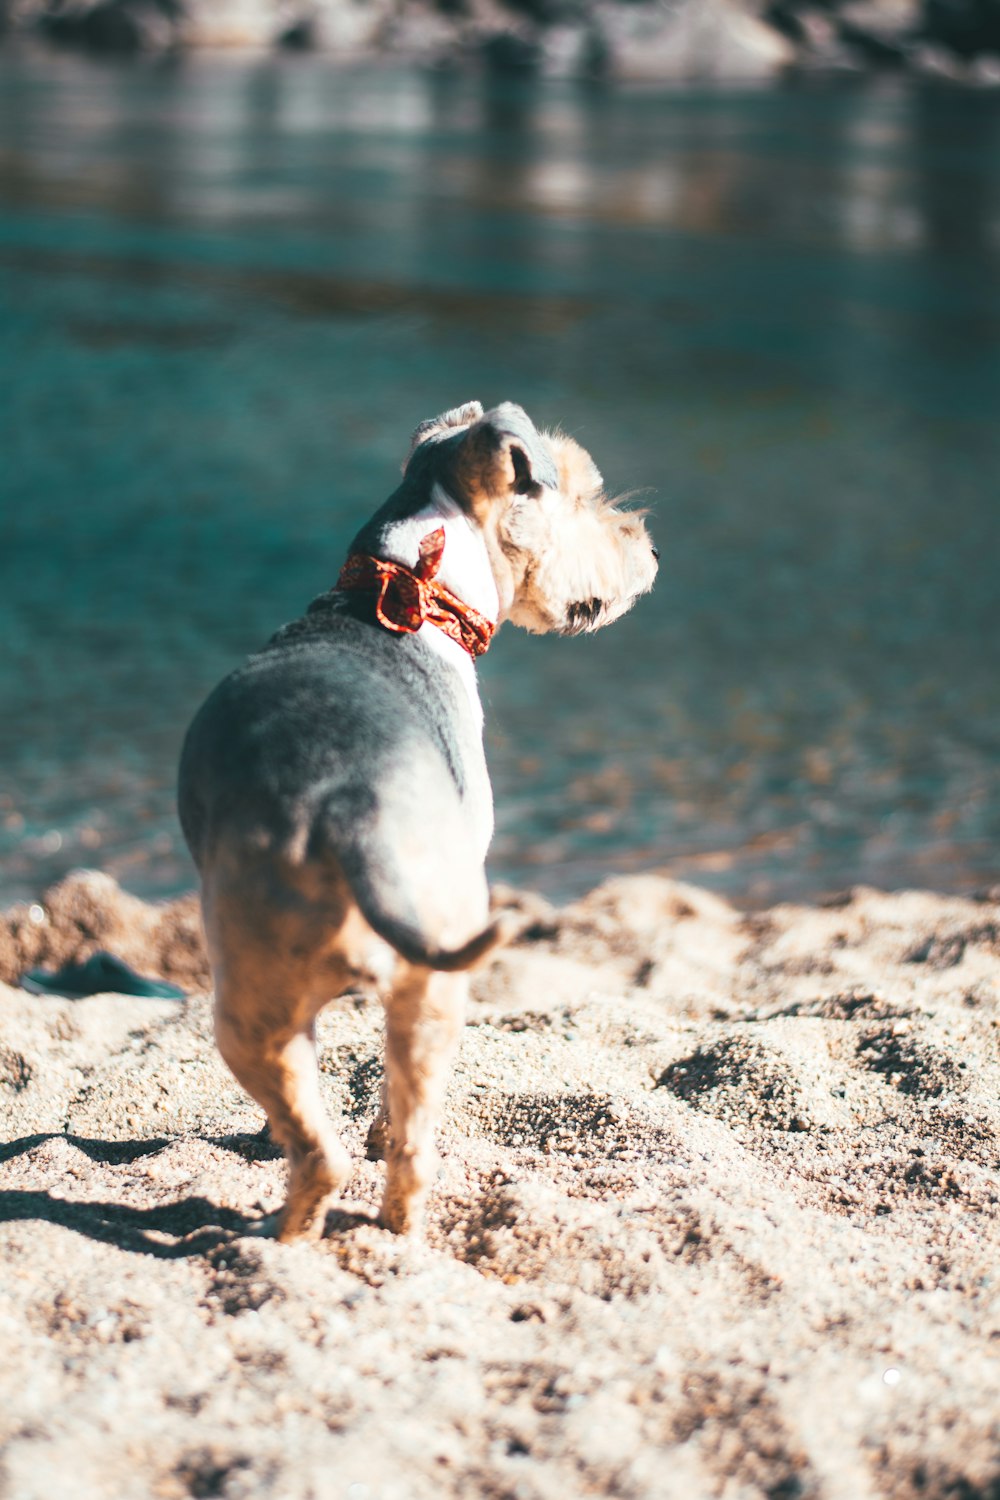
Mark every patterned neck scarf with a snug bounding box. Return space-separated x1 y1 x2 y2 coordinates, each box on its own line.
336 527 496 659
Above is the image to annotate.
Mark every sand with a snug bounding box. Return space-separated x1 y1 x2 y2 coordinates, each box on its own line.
1 869 998 1500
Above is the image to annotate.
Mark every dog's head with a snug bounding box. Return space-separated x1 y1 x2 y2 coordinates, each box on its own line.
402 400 658 634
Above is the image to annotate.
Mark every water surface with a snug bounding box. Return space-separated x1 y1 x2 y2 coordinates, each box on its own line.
2 55 999 906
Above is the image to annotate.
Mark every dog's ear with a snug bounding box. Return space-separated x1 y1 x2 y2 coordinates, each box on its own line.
402 400 484 474
445 402 559 518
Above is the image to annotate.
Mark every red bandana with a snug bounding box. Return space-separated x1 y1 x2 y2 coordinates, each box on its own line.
337 527 496 660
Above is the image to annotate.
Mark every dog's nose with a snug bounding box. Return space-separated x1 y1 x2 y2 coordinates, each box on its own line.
651 545 660 561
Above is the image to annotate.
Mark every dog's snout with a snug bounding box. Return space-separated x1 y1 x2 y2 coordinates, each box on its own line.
651 545 660 562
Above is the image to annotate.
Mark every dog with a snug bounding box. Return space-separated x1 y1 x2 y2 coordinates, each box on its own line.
178 400 657 1241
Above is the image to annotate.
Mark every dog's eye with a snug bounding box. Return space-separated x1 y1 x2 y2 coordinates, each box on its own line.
651 545 660 561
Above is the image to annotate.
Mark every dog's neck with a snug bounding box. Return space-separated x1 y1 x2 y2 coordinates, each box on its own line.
376 482 499 722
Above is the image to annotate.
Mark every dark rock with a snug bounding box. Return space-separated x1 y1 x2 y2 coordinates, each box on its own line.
835 0 918 63
278 14 318 48
909 36 970 69
765 1 829 43
503 0 584 29
40 0 179 52
923 0 1000 57
481 29 544 70
840 16 909 61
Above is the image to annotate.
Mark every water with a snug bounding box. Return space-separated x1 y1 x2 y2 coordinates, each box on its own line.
2 53 999 908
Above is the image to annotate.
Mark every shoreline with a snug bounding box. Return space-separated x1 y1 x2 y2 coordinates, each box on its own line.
6 860 1000 996
5 4 1000 87
4 833 1000 935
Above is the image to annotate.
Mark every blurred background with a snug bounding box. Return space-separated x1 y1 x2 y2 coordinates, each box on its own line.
1 0 999 910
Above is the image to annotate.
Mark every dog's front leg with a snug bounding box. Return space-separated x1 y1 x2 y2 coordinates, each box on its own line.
379 966 467 1234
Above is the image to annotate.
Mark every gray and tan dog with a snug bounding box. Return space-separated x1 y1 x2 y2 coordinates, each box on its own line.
178 400 657 1241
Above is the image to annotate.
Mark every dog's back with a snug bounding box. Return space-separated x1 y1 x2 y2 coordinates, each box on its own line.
179 597 495 973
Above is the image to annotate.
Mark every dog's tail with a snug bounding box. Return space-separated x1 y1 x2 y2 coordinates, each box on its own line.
362 909 510 973
338 848 511 973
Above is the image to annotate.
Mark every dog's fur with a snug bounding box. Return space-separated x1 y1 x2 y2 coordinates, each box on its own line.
178 401 657 1239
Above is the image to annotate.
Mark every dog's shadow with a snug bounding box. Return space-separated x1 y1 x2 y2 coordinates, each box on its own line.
0 1132 376 1258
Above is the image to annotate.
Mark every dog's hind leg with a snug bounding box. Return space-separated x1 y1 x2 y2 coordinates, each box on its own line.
379 965 467 1235
365 1077 390 1162
214 1000 351 1242
204 862 357 1242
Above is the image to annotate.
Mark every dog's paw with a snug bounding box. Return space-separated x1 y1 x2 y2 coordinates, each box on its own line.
245 1207 328 1244
247 1212 281 1240
378 1188 426 1238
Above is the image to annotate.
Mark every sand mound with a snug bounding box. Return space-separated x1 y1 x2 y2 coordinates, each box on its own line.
0 870 208 991
1 873 999 1499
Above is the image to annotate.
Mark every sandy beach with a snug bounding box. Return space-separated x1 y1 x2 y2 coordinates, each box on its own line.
1 869 998 1499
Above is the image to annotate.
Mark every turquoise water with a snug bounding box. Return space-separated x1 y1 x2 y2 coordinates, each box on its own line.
2 54 999 906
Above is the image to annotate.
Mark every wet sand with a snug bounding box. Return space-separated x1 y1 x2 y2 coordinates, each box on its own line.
1 870 998 1500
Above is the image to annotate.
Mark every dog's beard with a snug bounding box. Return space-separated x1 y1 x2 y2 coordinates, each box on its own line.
562 597 609 635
